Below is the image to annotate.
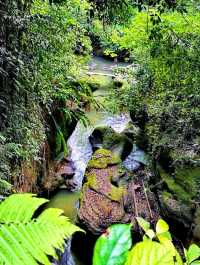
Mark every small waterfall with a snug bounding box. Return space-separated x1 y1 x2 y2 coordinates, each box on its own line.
67 112 131 190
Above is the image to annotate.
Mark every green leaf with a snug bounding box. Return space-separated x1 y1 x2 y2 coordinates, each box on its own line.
156 219 169 234
136 217 150 232
125 240 175 265
146 229 156 239
191 261 200 265
187 244 200 264
158 231 172 241
93 224 132 265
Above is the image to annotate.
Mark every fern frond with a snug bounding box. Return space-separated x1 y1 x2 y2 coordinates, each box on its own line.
0 194 83 265
0 193 48 223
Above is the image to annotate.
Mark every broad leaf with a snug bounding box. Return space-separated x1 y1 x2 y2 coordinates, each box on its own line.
125 240 175 265
156 219 169 234
93 224 132 265
187 244 200 264
157 232 183 265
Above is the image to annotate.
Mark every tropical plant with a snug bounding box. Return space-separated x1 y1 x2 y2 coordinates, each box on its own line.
0 193 83 265
93 224 132 265
93 218 200 265
0 0 93 189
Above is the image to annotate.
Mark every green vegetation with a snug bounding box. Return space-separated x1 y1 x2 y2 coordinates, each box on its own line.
88 148 121 169
93 224 132 265
0 0 93 186
93 218 200 265
91 1 200 155
1 0 200 264
0 193 82 265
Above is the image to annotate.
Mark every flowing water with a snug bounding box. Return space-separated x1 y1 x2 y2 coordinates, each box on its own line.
88 56 132 75
67 111 131 190
52 56 140 264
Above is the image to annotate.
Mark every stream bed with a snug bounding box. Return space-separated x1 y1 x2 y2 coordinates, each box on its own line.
50 56 151 265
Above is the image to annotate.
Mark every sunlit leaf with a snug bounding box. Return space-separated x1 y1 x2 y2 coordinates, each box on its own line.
156 219 169 234
187 244 200 264
93 224 132 265
136 217 150 232
125 240 175 265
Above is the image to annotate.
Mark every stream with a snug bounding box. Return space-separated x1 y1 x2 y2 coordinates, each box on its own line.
50 56 145 265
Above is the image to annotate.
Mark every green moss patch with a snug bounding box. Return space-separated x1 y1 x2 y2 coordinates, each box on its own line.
159 165 200 203
88 149 121 169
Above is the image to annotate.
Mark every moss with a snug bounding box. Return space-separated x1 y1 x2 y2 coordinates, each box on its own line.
94 148 112 157
88 149 121 169
88 157 109 169
110 154 122 165
159 167 191 202
162 191 173 201
175 166 200 198
86 172 99 189
108 185 126 202
159 165 200 203
80 75 114 91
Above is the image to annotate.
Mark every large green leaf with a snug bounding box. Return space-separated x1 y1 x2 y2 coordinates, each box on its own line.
187 244 200 264
125 240 175 265
93 224 132 265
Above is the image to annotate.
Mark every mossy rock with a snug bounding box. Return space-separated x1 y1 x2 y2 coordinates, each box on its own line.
87 157 109 169
90 126 135 158
159 191 193 226
88 149 121 169
108 185 126 201
159 165 200 203
86 172 99 190
80 75 114 91
94 148 112 157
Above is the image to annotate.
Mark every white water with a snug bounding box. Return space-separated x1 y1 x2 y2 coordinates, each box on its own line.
67 112 131 190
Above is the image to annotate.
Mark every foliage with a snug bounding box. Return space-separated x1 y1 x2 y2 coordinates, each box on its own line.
0 193 83 265
28 0 92 106
93 219 200 265
98 5 200 159
90 0 135 24
0 0 93 188
126 240 176 265
93 224 132 265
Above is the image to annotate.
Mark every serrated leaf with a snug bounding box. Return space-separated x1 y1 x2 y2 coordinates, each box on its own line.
125 240 174 265
93 224 132 265
156 219 169 234
136 217 150 232
187 244 200 264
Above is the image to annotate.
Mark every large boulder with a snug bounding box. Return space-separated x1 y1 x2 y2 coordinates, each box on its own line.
89 122 140 159
78 149 159 234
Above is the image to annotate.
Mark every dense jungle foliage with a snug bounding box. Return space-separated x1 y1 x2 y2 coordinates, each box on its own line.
1 0 200 187
0 0 92 190
1 0 200 264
